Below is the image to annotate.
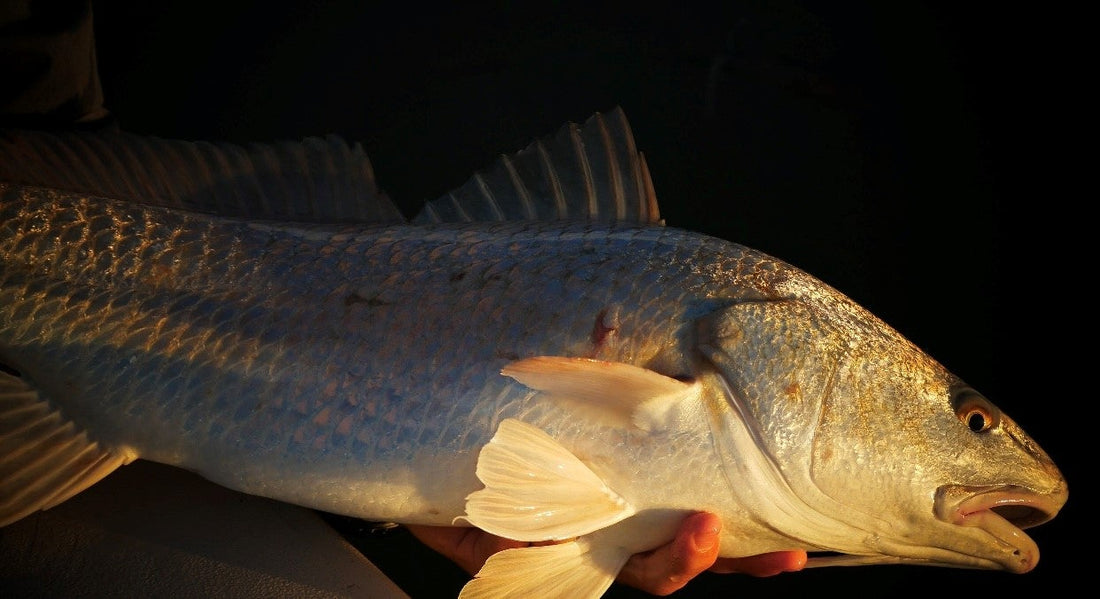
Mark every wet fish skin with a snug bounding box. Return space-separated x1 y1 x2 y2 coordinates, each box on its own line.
0 111 1067 597
0 184 751 519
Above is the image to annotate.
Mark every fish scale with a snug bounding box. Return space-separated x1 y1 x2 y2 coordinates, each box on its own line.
1 181 749 470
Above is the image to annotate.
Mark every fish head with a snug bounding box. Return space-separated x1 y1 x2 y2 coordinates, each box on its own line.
696 292 1066 573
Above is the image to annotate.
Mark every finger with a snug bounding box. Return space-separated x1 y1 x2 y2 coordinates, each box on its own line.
711 550 808 576
616 512 722 596
406 524 526 575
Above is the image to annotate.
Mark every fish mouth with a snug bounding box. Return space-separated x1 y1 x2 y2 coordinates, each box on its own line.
931 483 1067 573
801 484 1065 572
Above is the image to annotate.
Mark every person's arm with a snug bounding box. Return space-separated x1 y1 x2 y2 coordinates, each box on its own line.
407 512 806 596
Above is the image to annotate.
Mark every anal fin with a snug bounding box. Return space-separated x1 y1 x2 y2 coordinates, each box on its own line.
459 538 629 599
0 370 135 527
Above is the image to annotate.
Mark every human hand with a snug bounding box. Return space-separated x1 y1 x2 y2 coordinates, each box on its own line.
406 511 806 596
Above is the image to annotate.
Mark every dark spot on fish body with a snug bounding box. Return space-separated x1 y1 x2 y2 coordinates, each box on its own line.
344 292 369 306
449 271 466 282
344 292 391 307
495 350 520 361
785 381 801 401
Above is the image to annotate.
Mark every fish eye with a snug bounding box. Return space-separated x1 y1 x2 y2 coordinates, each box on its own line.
952 388 999 433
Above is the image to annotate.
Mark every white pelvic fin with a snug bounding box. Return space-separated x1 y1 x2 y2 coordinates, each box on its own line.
461 419 635 541
458 537 630 599
0 370 136 527
501 356 699 432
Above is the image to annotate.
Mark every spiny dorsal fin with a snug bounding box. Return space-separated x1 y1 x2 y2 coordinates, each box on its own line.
413 107 662 225
0 128 405 224
0 370 136 527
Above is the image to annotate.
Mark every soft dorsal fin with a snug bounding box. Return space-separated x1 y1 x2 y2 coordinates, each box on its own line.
0 128 405 224
413 107 662 225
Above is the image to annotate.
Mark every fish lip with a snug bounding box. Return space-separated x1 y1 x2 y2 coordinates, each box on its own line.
933 484 1066 573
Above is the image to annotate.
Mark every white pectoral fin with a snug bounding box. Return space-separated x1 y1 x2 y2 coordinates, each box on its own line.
500 356 700 432
0 370 137 527
461 419 635 541
459 537 630 599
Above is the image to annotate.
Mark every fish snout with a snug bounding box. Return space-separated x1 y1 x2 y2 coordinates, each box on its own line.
933 483 1067 573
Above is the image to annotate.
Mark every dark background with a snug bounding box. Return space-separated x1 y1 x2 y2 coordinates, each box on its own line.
81 1 1080 597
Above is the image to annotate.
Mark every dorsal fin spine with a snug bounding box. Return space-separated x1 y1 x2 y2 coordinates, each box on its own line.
473 172 504 220
448 191 474 222
567 122 599 219
421 202 442 223
639 153 660 223
500 154 536 219
594 112 627 221
534 139 568 219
